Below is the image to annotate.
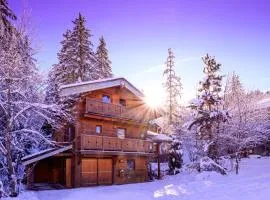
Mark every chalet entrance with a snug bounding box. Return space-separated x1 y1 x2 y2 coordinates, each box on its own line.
81 158 113 186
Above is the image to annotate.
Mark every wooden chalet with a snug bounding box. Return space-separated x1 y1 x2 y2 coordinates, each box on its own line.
23 77 170 189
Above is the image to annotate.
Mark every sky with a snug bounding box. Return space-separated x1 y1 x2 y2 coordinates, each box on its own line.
9 0 270 103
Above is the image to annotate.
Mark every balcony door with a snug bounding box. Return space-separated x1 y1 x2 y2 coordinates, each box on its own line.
117 128 126 139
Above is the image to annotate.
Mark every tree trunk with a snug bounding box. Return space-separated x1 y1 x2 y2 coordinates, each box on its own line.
6 129 18 197
6 79 18 197
235 153 239 175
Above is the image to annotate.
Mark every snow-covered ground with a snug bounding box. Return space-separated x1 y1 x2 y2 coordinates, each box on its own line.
11 156 270 200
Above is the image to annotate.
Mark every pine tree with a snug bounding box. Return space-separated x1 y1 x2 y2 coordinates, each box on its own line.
46 14 97 103
0 0 16 51
188 54 228 159
46 14 98 131
96 36 112 79
0 0 16 37
45 30 73 104
68 13 97 82
168 134 183 175
163 48 182 125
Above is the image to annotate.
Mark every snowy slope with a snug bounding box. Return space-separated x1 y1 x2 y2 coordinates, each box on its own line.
11 157 270 200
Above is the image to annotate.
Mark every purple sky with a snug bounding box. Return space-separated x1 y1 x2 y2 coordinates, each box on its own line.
10 0 270 102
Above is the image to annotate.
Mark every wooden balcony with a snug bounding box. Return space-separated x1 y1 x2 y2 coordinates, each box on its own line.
79 134 156 154
85 98 146 122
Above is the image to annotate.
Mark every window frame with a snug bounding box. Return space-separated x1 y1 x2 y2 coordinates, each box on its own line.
102 94 111 104
119 98 126 106
127 159 135 171
95 125 102 134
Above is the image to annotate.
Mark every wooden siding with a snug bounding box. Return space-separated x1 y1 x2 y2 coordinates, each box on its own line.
114 156 147 184
80 118 148 139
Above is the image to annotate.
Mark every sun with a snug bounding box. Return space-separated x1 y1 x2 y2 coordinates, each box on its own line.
144 89 164 109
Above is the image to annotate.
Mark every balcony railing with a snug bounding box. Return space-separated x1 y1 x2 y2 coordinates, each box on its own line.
79 134 156 154
85 98 146 122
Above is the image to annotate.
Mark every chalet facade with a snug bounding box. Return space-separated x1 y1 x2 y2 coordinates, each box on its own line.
22 77 170 189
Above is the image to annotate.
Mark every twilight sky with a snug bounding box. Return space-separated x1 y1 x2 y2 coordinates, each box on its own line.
10 0 270 103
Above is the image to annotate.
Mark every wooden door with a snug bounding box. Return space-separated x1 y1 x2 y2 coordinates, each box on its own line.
98 159 113 185
81 159 98 186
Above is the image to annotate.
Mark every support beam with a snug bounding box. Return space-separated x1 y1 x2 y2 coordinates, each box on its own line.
157 143 161 180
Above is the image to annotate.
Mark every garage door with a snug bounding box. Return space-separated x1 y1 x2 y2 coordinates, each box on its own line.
81 158 98 186
98 159 113 185
81 158 112 186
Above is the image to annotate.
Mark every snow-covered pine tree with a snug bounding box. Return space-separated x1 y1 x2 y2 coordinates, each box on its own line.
188 54 229 160
46 13 97 117
96 36 113 79
0 0 16 38
168 134 183 175
45 30 73 104
0 20 61 197
68 13 97 82
163 48 182 125
45 29 82 129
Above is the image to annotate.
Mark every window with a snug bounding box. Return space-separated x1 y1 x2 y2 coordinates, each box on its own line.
102 95 111 103
149 143 153 151
127 159 135 171
117 128 126 139
119 99 126 106
96 125 102 134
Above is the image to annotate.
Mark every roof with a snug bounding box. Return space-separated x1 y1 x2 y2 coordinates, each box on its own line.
149 116 174 135
147 131 172 143
150 116 168 128
21 145 72 165
60 77 144 99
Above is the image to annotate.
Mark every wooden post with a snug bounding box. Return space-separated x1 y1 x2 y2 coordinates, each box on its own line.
157 143 161 180
26 164 34 189
66 158 72 188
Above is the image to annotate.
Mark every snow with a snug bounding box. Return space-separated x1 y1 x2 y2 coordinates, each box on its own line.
59 77 124 89
11 156 270 200
151 162 169 173
21 148 54 160
59 77 144 99
147 131 172 142
189 98 203 107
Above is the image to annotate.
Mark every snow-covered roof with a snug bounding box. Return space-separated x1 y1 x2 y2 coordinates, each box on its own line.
147 131 172 142
60 77 144 99
257 98 270 109
21 145 72 165
150 116 167 128
149 116 174 135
